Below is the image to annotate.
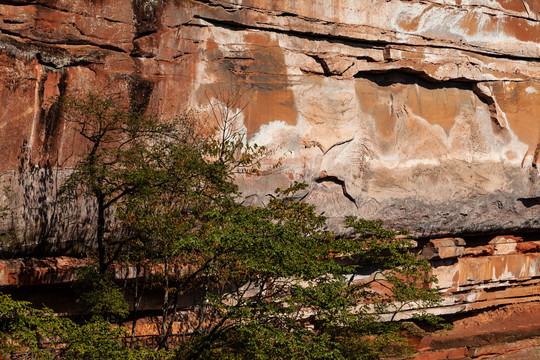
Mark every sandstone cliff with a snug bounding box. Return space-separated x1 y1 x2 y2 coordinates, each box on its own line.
1 3 540 358
0 0 539 251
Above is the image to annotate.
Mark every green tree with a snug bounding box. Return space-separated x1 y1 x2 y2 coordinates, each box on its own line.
0 293 70 355
170 186 440 360
55 91 442 359
118 115 272 348
119 135 441 359
59 92 174 274
73 265 129 321
0 292 171 359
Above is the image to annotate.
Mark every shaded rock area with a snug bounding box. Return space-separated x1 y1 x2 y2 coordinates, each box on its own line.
1 233 539 323
0 233 539 358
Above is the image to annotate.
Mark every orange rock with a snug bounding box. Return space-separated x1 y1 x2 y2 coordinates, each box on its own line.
0 0 539 260
517 241 540 254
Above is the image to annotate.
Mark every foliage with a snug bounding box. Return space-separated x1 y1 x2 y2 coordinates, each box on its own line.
120 134 441 359
0 292 171 360
0 293 70 354
164 189 440 360
47 91 444 359
73 266 129 321
62 320 172 360
58 92 175 274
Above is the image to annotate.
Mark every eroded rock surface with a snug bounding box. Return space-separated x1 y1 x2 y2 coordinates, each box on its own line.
412 302 540 360
0 1 539 252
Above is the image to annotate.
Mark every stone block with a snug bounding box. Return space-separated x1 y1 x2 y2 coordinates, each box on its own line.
421 238 465 260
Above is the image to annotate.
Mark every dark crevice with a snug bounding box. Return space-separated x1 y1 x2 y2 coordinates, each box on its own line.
0 0 37 5
103 17 127 24
172 52 192 60
2 19 25 24
214 56 255 61
179 21 210 28
307 54 331 76
315 176 358 208
354 69 476 88
67 41 126 54
417 231 540 248
299 68 325 76
1 29 128 54
518 197 540 208
324 138 354 155
276 11 299 18
133 30 157 42
129 52 155 59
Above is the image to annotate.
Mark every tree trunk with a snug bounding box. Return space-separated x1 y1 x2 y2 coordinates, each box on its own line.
160 257 170 350
96 193 107 274
131 264 142 344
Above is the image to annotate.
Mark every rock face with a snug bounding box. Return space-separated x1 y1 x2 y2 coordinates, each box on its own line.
1 2 539 353
412 302 540 360
0 1 539 249
2 233 539 319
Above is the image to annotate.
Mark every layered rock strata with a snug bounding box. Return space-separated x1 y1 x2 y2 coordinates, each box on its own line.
0 0 539 255
1 233 539 358
0 0 539 335
1 234 538 318
412 303 540 360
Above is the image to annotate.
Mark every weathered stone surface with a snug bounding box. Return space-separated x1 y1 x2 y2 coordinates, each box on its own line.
411 303 540 360
0 256 88 286
420 238 466 260
0 4 538 354
0 1 538 251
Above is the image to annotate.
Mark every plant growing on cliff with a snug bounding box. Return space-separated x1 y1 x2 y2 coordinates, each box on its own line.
54 91 442 359
117 113 276 348
123 174 441 359
0 292 170 359
73 265 129 321
0 292 69 355
88 85 441 358
115 113 441 358
58 92 175 274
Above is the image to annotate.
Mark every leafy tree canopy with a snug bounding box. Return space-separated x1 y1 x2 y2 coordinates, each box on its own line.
11 91 446 359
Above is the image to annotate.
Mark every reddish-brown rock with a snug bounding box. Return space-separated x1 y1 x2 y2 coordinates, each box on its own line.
420 238 466 260
411 303 540 360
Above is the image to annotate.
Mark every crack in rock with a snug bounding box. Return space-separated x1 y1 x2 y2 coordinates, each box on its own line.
315 175 358 208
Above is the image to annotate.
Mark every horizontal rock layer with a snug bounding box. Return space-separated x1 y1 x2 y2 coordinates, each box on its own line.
412 303 540 359
1 234 538 317
0 1 539 249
